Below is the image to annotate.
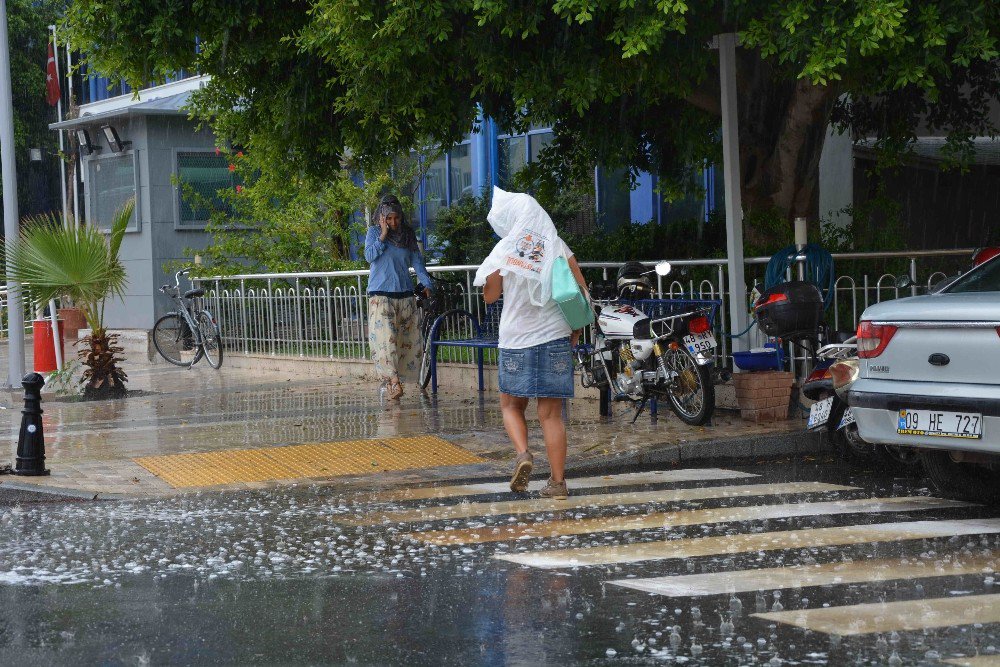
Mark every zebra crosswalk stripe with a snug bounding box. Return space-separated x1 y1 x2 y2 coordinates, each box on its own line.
367 468 758 502
495 518 1000 569
410 496 970 546
943 657 1000 666
344 482 854 525
752 593 1000 636
607 553 997 597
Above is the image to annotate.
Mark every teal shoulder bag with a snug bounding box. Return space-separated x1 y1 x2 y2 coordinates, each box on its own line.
551 255 594 330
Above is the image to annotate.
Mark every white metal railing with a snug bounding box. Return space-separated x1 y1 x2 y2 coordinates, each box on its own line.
0 287 37 339
193 248 975 371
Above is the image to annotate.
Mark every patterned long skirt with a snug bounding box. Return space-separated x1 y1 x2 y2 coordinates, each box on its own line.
368 295 422 383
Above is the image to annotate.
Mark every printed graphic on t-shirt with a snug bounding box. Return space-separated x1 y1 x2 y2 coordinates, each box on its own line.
508 229 548 273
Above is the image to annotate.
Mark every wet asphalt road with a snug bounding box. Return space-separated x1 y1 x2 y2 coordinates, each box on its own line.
0 457 998 666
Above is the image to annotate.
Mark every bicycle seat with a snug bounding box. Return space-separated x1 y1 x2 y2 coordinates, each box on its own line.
183 288 205 299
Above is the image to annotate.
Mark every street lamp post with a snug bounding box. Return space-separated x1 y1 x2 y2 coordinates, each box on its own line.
0 0 26 387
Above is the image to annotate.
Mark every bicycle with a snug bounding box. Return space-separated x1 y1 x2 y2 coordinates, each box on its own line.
152 270 224 369
416 280 465 389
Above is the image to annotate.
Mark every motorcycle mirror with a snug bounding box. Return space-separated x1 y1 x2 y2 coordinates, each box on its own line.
894 274 914 290
654 261 672 277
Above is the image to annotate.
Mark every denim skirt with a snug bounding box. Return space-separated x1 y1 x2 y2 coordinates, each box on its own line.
498 337 575 399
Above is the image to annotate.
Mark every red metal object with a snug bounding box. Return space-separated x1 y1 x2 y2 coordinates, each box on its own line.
32 320 65 373
973 247 1000 267
688 316 710 334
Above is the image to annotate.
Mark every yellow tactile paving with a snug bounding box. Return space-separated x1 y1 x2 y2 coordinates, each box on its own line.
343 482 855 525
134 436 483 489
753 593 1000 636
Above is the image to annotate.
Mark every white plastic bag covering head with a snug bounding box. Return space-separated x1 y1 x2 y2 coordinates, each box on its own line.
473 187 566 306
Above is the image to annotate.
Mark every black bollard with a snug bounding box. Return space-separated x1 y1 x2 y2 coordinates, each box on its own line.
14 373 49 476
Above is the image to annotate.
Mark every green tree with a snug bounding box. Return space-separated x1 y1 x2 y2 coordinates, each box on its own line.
64 1 1000 226
6 0 63 214
178 150 426 276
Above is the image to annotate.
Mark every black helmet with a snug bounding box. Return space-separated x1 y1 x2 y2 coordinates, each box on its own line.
616 261 652 297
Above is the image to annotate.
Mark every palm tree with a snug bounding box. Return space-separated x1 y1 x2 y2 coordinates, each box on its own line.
3 200 134 399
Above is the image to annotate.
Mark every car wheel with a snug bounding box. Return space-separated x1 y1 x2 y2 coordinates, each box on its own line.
919 450 1000 505
873 445 924 477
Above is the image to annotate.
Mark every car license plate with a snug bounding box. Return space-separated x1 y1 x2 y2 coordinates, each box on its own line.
808 397 834 430
683 331 717 354
897 409 983 439
838 408 855 430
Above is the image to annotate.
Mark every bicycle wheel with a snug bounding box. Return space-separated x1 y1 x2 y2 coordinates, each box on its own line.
153 313 196 367
418 312 435 390
196 310 224 369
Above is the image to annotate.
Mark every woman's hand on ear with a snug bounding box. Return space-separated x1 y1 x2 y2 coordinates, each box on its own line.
378 214 389 241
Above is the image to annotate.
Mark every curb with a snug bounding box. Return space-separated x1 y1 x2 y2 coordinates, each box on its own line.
0 478 120 501
564 428 827 477
0 427 829 501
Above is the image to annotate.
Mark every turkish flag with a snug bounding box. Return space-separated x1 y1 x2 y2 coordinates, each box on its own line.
46 41 60 107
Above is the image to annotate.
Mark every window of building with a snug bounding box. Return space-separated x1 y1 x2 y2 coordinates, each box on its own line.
422 152 447 232
528 131 554 162
88 153 138 231
449 143 473 200
175 151 239 227
497 135 526 189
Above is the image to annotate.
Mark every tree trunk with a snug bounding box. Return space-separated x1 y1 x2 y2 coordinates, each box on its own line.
688 50 840 242
735 51 840 240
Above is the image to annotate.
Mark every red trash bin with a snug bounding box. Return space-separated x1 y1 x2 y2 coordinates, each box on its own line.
33 319 65 373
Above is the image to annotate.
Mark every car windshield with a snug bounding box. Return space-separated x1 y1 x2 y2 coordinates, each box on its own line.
945 257 1000 293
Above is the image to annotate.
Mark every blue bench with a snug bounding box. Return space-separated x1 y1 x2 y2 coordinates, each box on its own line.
427 297 723 394
428 300 502 393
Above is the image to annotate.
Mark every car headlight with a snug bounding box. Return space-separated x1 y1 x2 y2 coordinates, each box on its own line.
830 359 860 400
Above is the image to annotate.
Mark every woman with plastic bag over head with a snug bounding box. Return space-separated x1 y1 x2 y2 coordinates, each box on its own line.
474 187 589 498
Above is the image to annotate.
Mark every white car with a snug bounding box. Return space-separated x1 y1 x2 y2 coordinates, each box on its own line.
847 255 1000 501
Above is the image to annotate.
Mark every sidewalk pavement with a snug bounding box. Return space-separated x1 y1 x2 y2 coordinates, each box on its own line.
0 361 824 500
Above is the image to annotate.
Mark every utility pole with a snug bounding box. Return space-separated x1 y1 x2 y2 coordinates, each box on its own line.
718 32 750 355
0 0 25 387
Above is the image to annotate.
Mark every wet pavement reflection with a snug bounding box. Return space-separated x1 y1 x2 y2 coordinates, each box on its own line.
0 458 997 664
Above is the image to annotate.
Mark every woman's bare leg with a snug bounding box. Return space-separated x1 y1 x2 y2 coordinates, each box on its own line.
537 397 567 482
500 392 530 454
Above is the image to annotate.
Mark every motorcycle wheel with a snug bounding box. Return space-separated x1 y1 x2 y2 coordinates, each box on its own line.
662 346 715 426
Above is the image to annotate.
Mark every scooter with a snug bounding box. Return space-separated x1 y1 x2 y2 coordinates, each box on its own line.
803 337 921 474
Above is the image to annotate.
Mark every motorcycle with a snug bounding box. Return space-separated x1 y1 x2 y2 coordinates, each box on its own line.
803 337 921 475
577 261 717 426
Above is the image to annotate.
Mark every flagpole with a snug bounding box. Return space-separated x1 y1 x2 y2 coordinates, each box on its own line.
67 37 79 227
49 25 69 230
0 0 26 387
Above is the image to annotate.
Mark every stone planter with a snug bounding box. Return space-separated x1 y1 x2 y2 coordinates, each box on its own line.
733 370 794 423
58 307 87 342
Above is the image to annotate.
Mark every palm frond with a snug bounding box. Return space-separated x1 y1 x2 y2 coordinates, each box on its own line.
2 200 134 321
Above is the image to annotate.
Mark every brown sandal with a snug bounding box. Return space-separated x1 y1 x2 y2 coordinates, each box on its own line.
387 380 404 400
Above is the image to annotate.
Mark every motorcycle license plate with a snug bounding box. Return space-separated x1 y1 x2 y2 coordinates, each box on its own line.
838 408 855 429
683 331 717 354
807 397 834 430
897 409 982 439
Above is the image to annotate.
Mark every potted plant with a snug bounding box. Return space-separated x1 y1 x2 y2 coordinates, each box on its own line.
3 200 134 399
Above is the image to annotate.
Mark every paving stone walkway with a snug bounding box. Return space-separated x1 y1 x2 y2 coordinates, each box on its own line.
0 360 817 498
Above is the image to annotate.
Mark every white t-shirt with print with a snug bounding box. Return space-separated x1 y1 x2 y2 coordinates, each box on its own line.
497 238 573 350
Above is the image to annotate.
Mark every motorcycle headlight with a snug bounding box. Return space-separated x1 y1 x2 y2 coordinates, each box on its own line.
632 321 651 340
